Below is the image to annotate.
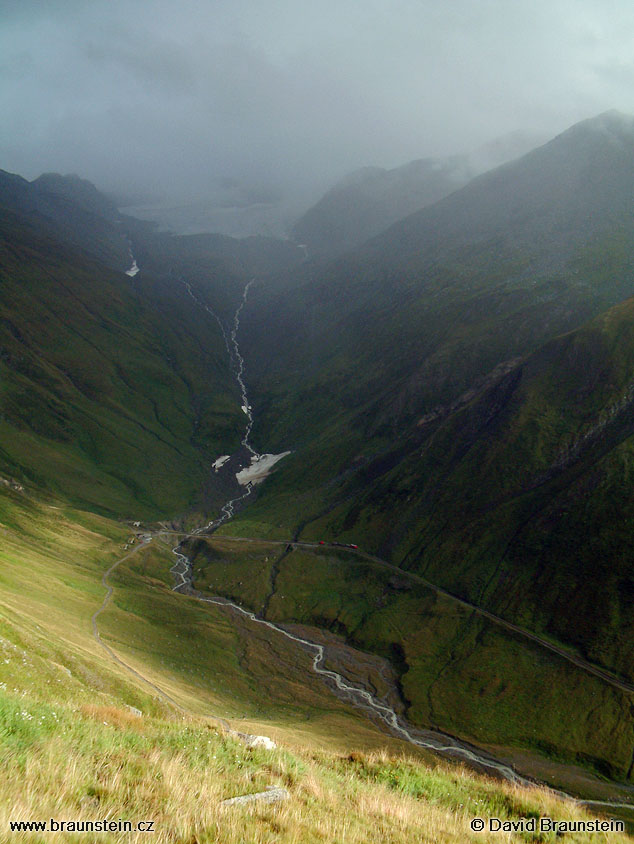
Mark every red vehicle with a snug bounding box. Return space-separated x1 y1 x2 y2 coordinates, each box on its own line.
348 544 358 549
318 540 326 545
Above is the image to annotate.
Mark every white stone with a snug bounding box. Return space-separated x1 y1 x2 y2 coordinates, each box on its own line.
245 735 277 750
221 787 289 807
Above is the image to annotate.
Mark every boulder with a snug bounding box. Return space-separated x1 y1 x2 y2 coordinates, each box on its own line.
221 786 289 807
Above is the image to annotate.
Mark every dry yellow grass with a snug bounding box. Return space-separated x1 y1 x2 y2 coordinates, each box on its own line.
1 495 632 842
2 698 632 844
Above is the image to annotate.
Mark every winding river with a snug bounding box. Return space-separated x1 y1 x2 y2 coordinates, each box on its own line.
169 278 536 788
168 276 634 810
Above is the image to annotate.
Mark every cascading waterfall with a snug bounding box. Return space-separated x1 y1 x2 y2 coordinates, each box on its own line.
231 280 259 458
179 279 261 536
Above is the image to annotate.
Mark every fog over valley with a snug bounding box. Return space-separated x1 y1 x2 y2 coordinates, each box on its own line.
3 0 634 235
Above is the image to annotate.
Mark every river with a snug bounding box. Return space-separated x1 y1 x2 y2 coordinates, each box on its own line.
169 277 543 789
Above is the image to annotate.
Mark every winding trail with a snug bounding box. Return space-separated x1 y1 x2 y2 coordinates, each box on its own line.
90 539 189 715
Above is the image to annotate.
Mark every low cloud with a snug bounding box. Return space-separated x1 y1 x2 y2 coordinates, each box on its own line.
2 0 634 211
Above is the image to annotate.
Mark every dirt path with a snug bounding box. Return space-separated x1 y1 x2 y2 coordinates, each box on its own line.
90 538 204 719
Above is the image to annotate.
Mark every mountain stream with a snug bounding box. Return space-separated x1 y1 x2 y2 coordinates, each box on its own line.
168 277 634 809
169 279 540 789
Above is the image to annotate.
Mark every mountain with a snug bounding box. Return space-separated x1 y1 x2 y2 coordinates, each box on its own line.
0 166 308 520
5 168 623 839
291 130 546 260
242 110 634 451
3 193 615 841
0 176 253 517
0 168 133 270
291 156 473 258
236 109 634 545
197 112 634 778
31 172 120 221
5 113 634 811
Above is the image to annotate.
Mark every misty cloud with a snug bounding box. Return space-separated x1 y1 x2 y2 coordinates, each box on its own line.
2 0 634 212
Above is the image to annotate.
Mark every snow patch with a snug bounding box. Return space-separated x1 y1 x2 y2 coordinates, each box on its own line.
125 259 139 277
236 452 290 486
213 455 230 471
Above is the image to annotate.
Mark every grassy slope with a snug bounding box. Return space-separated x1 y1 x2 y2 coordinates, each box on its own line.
236 119 634 538
1 490 632 842
219 150 634 739
210 292 634 797
187 537 634 791
0 209 243 518
287 297 634 687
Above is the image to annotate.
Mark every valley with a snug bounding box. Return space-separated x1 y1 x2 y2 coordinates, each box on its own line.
4 113 634 841
157 237 634 810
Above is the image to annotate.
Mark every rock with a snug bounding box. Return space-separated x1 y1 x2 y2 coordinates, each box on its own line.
0 477 24 492
221 786 289 807
229 730 277 750
245 735 277 750
125 705 142 717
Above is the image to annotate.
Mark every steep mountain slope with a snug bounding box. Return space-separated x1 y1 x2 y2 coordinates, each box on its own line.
0 169 133 270
0 168 305 290
218 112 634 744
292 156 473 258
240 110 634 467
5 114 634 814
291 130 546 260
0 164 309 521
0 205 243 517
282 294 634 683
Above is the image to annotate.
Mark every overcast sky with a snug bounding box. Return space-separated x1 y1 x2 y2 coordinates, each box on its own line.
2 0 634 206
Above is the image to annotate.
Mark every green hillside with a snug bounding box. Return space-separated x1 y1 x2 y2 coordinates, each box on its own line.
292 156 473 258
186 536 634 792
1 484 632 842
4 112 634 838
203 113 634 788
0 207 243 517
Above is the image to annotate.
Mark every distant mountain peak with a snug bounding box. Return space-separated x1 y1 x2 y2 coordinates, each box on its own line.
557 109 634 143
32 171 118 220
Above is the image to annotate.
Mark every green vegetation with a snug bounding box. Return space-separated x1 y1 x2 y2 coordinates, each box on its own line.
1 492 632 842
7 691 630 843
0 208 243 518
6 120 634 839
188 538 634 793
220 118 634 754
